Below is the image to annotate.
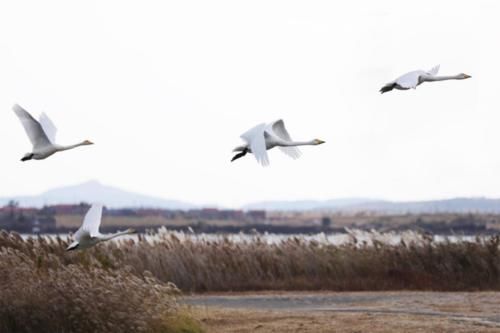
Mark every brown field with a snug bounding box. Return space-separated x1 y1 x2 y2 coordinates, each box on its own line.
55 214 242 229
197 308 500 332
54 211 500 231
188 291 500 332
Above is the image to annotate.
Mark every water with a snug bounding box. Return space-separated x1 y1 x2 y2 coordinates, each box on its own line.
20 227 480 245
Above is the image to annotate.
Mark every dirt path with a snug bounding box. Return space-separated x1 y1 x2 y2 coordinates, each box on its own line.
184 292 500 332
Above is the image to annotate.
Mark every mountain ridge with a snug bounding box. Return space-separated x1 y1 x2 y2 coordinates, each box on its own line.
2 181 500 213
247 197 500 213
0 180 195 209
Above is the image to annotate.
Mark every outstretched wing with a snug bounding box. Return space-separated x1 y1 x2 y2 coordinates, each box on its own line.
268 119 301 159
39 112 57 144
241 123 270 166
395 71 423 89
12 104 52 149
75 203 103 239
427 64 440 76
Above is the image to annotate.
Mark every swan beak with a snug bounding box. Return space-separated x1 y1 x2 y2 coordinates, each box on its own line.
464 74 472 79
317 139 326 145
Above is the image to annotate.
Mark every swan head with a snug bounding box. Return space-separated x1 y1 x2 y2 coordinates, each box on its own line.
313 139 326 145
126 228 137 234
458 73 471 79
66 241 79 251
82 140 94 145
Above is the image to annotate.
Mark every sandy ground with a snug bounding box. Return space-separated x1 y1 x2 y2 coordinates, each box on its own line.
184 292 500 332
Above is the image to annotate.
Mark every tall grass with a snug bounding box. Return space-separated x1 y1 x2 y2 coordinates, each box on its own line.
0 231 201 333
1 229 500 294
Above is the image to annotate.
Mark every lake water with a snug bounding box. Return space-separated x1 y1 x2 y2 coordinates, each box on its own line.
21 228 480 245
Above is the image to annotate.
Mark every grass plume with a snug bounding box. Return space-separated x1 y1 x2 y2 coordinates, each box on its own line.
1 228 500 295
0 231 202 333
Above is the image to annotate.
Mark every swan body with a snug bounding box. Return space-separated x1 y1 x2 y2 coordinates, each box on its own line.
13 104 93 161
66 203 136 251
380 65 471 93
231 119 325 166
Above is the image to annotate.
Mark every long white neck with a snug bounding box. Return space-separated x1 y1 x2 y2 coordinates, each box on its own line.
57 141 88 152
101 229 135 241
423 74 464 82
280 139 316 147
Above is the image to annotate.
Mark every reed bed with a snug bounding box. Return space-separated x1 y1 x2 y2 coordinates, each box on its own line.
1 229 500 294
0 231 201 333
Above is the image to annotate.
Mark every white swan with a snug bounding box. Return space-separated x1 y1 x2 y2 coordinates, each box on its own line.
66 203 136 251
231 119 325 166
13 104 94 161
380 65 471 94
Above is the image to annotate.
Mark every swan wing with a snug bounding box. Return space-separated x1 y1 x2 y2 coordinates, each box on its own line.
268 119 301 159
13 104 52 149
427 64 440 76
75 203 103 238
395 71 423 89
38 112 57 144
241 123 269 166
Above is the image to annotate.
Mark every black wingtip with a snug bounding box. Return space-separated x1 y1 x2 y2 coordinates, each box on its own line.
379 87 389 94
379 83 396 94
20 154 34 162
231 150 247 162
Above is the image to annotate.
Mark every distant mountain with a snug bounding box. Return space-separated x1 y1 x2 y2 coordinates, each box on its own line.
0 180 195 209
244 197 500 213
3 181 500 213
243 198 375 211
338 198 500 214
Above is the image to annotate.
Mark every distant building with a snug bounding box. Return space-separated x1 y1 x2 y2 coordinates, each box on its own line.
0 208 55 233
246 210 266 221
51 203 90 215
183 208 251 221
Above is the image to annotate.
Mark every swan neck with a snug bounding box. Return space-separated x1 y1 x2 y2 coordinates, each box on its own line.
424 74 462 82
102 230 133 241
282 140 316 147
58 142 86 151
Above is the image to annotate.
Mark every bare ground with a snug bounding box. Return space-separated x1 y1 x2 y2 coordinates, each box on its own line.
184 292 500 332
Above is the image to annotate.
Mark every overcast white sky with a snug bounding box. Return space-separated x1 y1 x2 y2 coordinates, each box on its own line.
1 0 499 207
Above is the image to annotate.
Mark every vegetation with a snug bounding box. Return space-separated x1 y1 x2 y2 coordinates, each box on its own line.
2 229 500 331
0 231 202 333
2 229 500 294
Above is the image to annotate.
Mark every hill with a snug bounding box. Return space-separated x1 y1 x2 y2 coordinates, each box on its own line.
0 180 195 209
245 198 500 213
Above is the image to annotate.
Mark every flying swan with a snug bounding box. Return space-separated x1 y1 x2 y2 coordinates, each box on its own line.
231 119 325 166
66 203 136 251
379 65 471 94
13 104 93 161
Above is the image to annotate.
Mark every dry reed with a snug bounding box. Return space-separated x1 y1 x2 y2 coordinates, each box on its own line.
0 231 202 333
1 229 500 294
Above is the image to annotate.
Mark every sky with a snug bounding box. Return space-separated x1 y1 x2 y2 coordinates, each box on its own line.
0 0 499 207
